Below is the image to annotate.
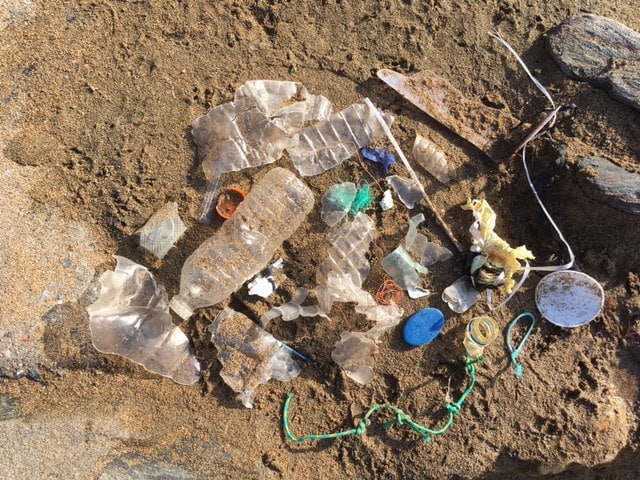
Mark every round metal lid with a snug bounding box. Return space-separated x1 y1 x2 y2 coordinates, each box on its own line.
535 270 604 328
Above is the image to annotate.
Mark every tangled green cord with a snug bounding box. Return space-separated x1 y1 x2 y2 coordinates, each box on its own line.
283 357 482 444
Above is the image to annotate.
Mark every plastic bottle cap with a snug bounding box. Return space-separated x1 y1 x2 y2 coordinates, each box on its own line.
402 308 445 347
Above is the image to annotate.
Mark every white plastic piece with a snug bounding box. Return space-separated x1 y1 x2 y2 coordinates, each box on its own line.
87 256 201 385
170 168 314 319
287 102 393 177
412 134 450 184
379 189 394 211
407 287 429 299
320 182 357 227
247 258 284 298
387 175 422 209
442 277 481 313
381 245 428 291
260 288 327 328
405 213 453 266
209 308 301 408
192 80 331 221
138 202 186 260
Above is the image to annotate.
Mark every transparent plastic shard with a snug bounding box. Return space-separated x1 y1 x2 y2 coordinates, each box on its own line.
87 256 201 385
316 212 377 289
320 182 357 227
209 308 301 408
442 277 481 313
331 332 378 384
138 202 186 260
412 134 451 184
192 80 331 220
387 175 422 209
287 102 394 177
405 213 453 266
260 287 327 328
381 245 428 292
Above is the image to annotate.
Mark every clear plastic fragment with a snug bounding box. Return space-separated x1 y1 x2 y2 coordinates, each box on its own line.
405 213 453 266
412 134 451 184
138 202 186 260
287 102 394 176
87 256 201 385
387 175 422 209
260 288 327 327
381 245 428 291
209 308 301 408
331 332 377 384
442 277 481 313
320 182 357 226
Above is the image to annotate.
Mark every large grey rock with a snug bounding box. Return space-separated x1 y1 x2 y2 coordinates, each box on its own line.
576 156 640 215
99 454 194 480
547 14 640 111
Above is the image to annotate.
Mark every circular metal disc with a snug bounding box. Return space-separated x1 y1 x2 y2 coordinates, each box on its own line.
535 271 604 328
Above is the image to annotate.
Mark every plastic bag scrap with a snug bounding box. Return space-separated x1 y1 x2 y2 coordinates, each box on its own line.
87 256 201 385
320 182 357 226
138 202 186 260
405 213 453 266
361 147 397 173
412 134 451 184
287 102 394 176
209 308 301 408
247 258 284 298
387 175 422 209
260 287 328 328
442 276 482 313
462 199 534 292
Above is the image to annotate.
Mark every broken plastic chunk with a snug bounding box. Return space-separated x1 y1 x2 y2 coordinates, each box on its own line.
321 182 357 226
381 245 428 292
387 175 422 209
138 202 186 260
287 102 393 176
462 198 534 292
87 256 201 385
209 308 301 408
260 287 327 327
247 258 283 298
412 134 451 184
331 332 377 384
405 213 453 266
361 147 397 173
442 277 481 313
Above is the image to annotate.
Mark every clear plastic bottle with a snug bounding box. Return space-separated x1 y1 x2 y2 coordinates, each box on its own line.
169 167 314 319
463 315 499 358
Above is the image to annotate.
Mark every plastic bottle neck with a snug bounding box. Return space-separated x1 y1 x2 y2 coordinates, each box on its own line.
169 295 194 320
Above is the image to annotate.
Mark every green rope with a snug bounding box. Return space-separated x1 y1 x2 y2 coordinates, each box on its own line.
283 357 482 444
349 183 373 216
506 312 537 378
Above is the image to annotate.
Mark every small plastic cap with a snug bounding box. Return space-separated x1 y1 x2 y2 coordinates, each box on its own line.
169 295 194 320
403 308 445 347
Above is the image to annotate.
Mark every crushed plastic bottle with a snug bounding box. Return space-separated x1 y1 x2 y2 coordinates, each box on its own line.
209 308 301 408
287 102 393 176
169 168 314 320
463 315 499 358
320 182 357 226
137 202 187 260
405 213 453 266
260 287 327 327
442 277 481 313
87 256 201 385
387 175 422 209
412 134 451 184
192 80 331 221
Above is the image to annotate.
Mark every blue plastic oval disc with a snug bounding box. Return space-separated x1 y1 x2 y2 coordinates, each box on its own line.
402 308 445 347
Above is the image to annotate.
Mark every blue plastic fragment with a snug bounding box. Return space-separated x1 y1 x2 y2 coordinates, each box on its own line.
361 147 396 173
402 308 445 347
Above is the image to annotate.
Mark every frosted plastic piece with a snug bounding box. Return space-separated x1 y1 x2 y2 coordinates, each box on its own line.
381 245 428 291
387 175 422 209
247 258 283 298
320 182 357 227
405 213 453 266
209 308 301 408
315 212 377 289
331 332 377 384
442 277 481 313
138 202 186 260
287 102 394 176
260 288 327 327
87 256 201 385
412 134 451 184
192 80 331 221
169 168 314 320
379 189 394 211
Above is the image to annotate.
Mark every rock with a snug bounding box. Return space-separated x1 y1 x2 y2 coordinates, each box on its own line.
546 14 640 111
99 454 195 480
576 156 640 215
0 395 20 421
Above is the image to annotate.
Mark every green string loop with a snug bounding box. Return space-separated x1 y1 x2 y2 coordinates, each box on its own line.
282 357 482 444
506 312 537 378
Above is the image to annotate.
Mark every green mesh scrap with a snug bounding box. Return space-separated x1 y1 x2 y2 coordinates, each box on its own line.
350 184 372 216
283 357 482 444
